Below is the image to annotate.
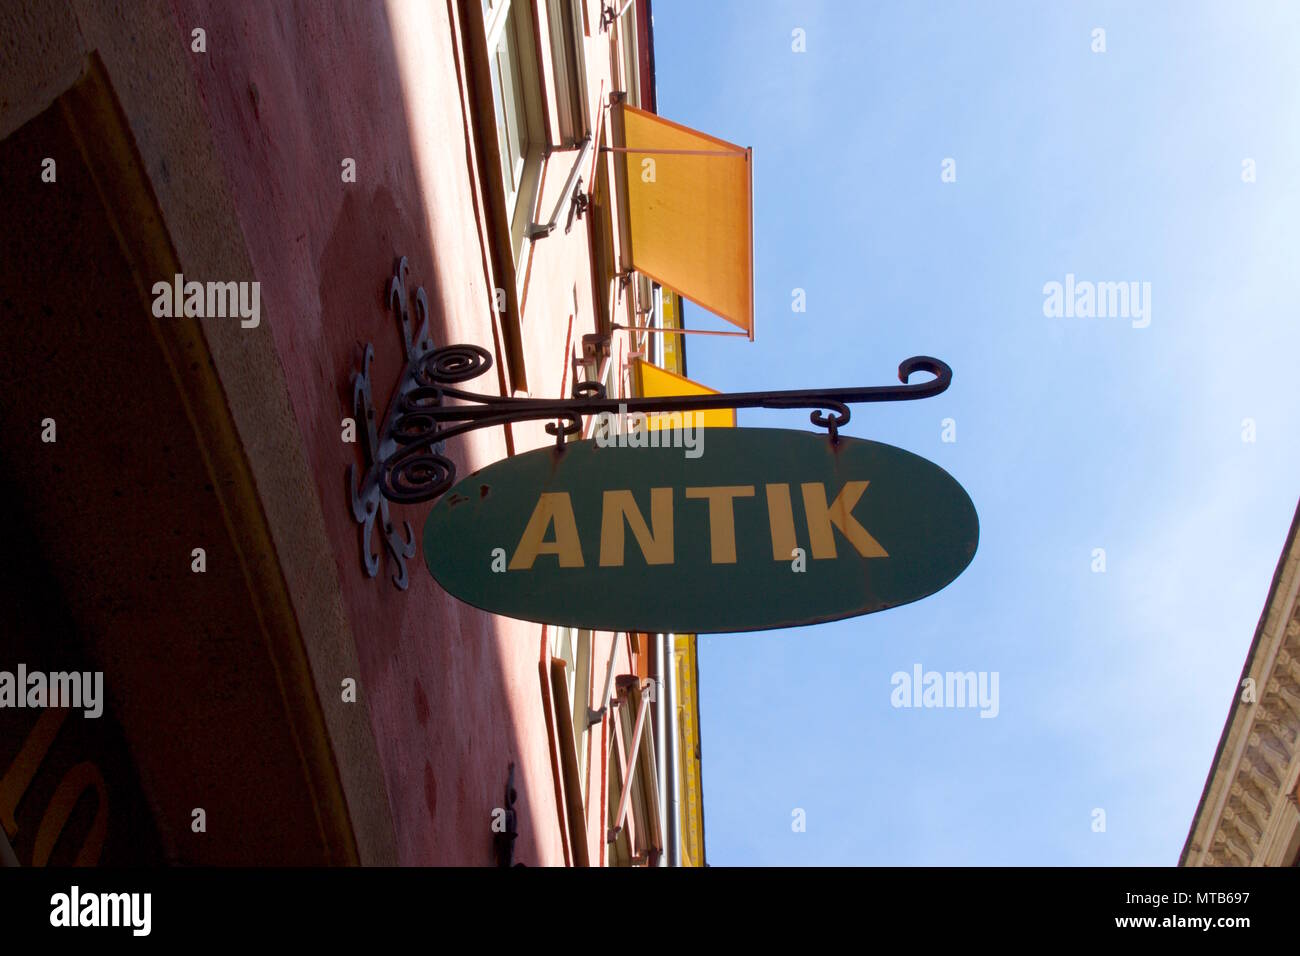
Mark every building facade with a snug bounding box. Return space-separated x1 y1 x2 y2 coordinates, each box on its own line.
1183 501 1300 866
0 0 723 866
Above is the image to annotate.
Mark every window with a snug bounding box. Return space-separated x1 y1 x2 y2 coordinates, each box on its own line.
607 743 631 866
484 0 545 265
650 284 665 367
590 132 618 329
547 0 590 145
605 674 661 865
616 4 640 105
551 627 591 802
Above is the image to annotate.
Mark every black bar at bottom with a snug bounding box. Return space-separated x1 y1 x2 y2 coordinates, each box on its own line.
0 866 1285 942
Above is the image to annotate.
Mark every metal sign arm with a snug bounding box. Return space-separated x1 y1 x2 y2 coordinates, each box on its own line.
347 258 953 588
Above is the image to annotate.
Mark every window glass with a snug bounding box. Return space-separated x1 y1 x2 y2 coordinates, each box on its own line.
489 54 512 199
484 0 544 265
493 25 529 202
547 0 589 143
619 9 639 103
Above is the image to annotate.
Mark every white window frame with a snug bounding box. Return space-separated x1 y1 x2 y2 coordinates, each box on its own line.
551 627 592 802
615 3 640 105
484 0 546 268
547 0 591 145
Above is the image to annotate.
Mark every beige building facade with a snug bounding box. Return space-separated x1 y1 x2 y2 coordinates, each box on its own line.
1183 502 1300 866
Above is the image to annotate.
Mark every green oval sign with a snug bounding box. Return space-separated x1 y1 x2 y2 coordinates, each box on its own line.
423 428 978 633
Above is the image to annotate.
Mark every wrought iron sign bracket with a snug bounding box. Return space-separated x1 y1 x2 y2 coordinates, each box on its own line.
348 257 954 589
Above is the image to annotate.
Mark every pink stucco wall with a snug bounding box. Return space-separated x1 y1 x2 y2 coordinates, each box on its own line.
168 0 640 865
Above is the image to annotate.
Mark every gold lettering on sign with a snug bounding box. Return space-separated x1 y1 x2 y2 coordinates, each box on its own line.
801 481 889 559
685 486 755 564
764 483 798 560
505 481 890 571
510 492 585 569
600 488 674 567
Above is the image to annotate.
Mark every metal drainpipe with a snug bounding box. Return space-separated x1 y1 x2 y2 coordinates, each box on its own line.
665 633 682 867
654 632 668 867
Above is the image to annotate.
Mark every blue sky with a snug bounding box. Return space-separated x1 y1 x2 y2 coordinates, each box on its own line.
652 0 1300 864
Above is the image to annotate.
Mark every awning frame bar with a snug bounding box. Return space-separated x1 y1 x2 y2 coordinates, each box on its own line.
528 136 593 241
608 678 653 845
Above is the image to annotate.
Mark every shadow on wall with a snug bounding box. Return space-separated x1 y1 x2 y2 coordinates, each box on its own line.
169 0 557 865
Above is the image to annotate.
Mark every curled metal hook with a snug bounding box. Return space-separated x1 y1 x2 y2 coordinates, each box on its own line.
809 402 850 440
895 355 951 393
545 413 583 448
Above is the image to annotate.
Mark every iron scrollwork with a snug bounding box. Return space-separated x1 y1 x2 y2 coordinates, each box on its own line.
349 257 953 589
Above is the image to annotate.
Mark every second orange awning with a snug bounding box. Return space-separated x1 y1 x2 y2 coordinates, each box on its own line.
617 104 753 338
634 360 736 430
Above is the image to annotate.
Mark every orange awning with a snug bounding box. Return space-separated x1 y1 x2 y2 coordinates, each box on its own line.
617 104 753 337
635 360 736 430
